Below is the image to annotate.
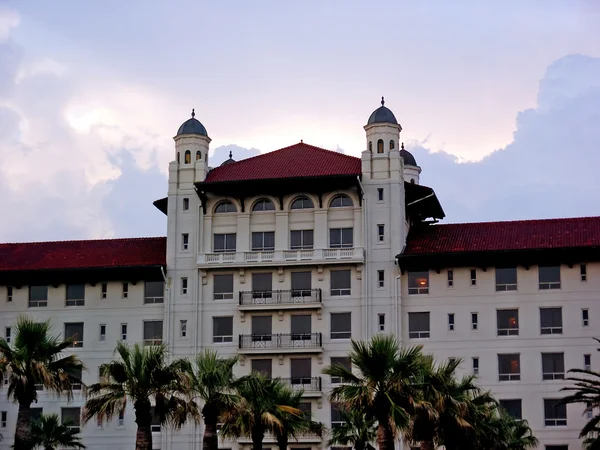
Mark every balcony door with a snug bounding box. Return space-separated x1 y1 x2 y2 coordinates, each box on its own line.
252 273 273 300
251 315 272 342
291 272 312 298
290 358 312 385
291 314 311 341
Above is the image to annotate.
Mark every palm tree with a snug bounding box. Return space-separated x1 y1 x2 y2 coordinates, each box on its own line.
408 357 480 450
323 334 426 450
82 342 199 450
328 407 376 450
272 385 323 450
189 350 237 450
0 316 85 450
30 413 86 450
219 373 300 450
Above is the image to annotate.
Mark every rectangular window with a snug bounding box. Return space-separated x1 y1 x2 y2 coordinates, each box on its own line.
214 274 234 300
581 264 587 282
329 228 353 248
144 281 164 304
542 353 565 380
470 269 477 286
447 270 454 287
539 265 561 289
213 317 233 343
61 407 81 432
378 314 385 332
497 309 519 336
377 188 384 201
181 277 188 295
377 270 384 288
472 357 479 375
180 320 187 338
540 308 563 334
121 323 128 341
143 320 163 345
183 197 189 211
182 233 189 250
4 327 10 344
331 312 351 339
448 313 455 331
214 233 236 253
330 357 351 384
471 312 479 331
99 324 106 341
544 399 567 426
150 407 161 433
6 286 12 302
251 231 275 251
70 367 82 390
101 283 107 299
408 271 429 295
495 267 517 291
118 410 125 427
291 314 312 340
122 282 129 298
499 399 522 419
290 358 311 384
29 285 48 307
64 323 84 348
331 404 344 429
291 271 312 297
585 354 591 371
408 312 430 339
498 354 520 381
330 270 351 296
29 408 42 423
583 308 590 327
377 224 385 242
251 359 272 378
65 284 85 306
546 446 568 450
252 273 273 299
251 315 272 340
587 402 594 420
1 411 6 428
299 402 311 420
290 230 314 250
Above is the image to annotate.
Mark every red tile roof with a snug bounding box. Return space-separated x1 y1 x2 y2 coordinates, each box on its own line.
205 142 362 183
404 216 600 255
0 237 166 272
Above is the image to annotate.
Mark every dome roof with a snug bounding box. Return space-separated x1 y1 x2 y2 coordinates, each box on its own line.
176 109 208 136
367 97 399 125
220 151 236 166
400 145 417 166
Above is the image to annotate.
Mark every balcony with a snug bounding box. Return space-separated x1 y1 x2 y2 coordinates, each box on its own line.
280 376 322 397
236 432 322 444
239 289 322 311
198 247 364 268
238 333 323 354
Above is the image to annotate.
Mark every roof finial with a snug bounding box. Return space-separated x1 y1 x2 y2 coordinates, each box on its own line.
381 96 385 107
301 139 303 143
191 108 195 118
229 150 232 159
401 142 405 150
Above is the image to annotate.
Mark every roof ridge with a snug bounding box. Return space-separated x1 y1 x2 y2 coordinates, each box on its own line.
428 216 600 227
0 236 166 246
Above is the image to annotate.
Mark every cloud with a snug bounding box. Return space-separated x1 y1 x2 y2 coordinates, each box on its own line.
0 7 19 43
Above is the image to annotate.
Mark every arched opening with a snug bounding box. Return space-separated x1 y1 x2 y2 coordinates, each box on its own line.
369 141 373 152
389 140 395 150
329 194 353 208
252 198 275 212
196 151 201 161
214 201 237 213
184 150 191 164
290 196 314 210
377 139 384 154
177 152 180 163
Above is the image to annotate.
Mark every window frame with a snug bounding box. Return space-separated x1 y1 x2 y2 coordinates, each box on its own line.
330 270 351 296
498 353 521 381
330 312 351 340
472 357 479 375
495 267 518 291
182 233 189 251
144 281 164 305
542 352 565 380
213 274 234 300
180 320 188 338
407 271 429 295
99 324 106 342
471 312 479 331
183 197 190 211
377 224 385 242
61 407 81 432
213 316 234 343
497 309 519 336
448 313 455 331
408 312 430 339
581 263 587 282
538 265 561 290
584 354 591 371
181 277 188 295
377 270 384 288
251 231 275 252
540 307 563 335
121 323 128 341
329 228 353 248
214 200 237 214
29 285 48 308
214 233 237 253
470 269 477 286
290 229 314 250
582 308 590 327
142 320 163 345
329 194 353 208
290 196 314 210
252 198 275 212
544 399 567 426
377 188 384 202
64 322 84 348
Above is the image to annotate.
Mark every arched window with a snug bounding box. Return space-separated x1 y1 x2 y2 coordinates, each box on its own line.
330 194 353 208
377 139 384 154
291 196 314 210
389 140 395 150
369 141 373 152
177 152 180 163
184 150 191 164
196 151 201 161
252 198 275 212
214 201 237 214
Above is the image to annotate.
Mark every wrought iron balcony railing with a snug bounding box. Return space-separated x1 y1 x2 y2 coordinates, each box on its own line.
239 333 322 350
280 376 322 392
239 289 322 306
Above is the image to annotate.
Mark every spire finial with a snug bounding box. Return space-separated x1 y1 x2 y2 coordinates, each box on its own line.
301 139 303 144
229 150 233 159
381 96 385 107
191 108 195 118
401 142 405 150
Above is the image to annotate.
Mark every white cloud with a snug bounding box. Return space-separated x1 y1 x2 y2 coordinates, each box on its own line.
0 7 19 43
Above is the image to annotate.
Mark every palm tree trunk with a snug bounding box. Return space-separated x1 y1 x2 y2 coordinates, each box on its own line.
420 441 435 450
13 400 32 450
376 420 395 450
134 402 153 450
251 425 264 450
276 435 288 450
202 403 219 450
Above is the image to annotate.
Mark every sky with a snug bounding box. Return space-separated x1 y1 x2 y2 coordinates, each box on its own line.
0 1 599 242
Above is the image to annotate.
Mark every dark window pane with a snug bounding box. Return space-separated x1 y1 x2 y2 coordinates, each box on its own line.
251 359 272 377
251 316 272 335
497 309 519 335
214 274 234 300
540 308 563 334
542 353 565 380
331 404 344 423
331 270 351 296
331 313 351 339
252 232 275 251
144 281 164 304
408 312 430 338
330 357 351 384
253 199 275 211
329 228 353 248
214 233 236 252
215 201 236 213
291 197 314 210
29 408 43 422
252 273 272 293
66 284 85 300
143 321 163 340
65 323 84 348
290 358 311 378
61 407 81 427
213 317 233 342
330 195 352 208
498 354 520 381
408 271 429 294
29 285 48 302
291 315 312 335
544 399 567 426
496 268 517 291
499 399 522 419
291 272 311 291
539 266 561 289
